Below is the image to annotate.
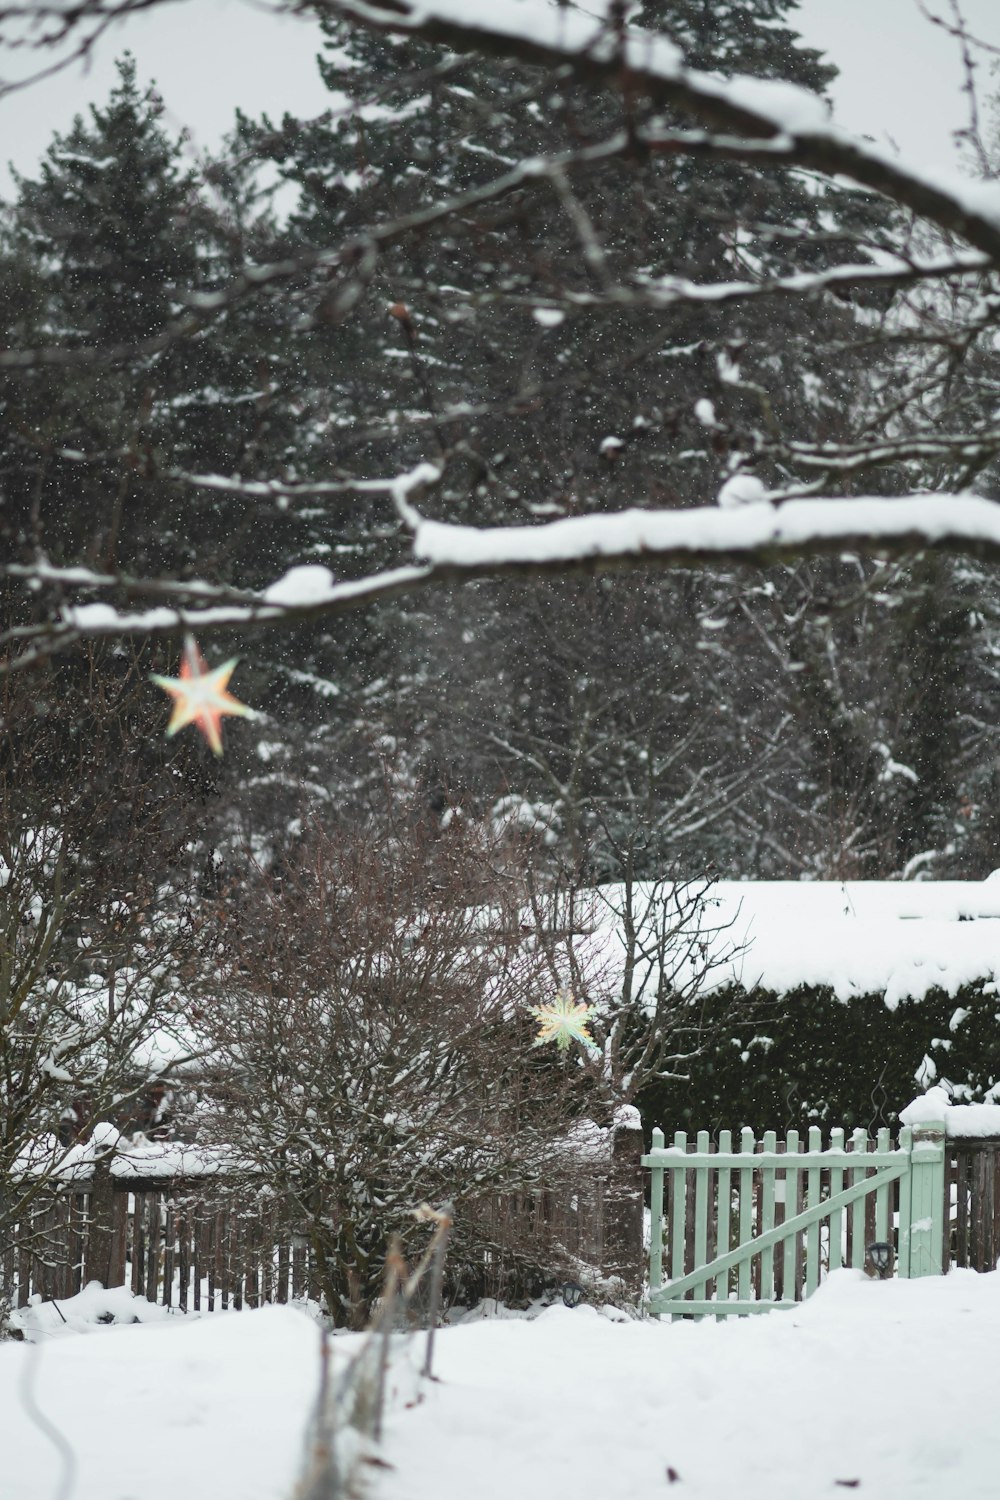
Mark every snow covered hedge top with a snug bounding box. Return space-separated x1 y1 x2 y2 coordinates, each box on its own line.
900 1087 1000 1139
627 880 1000 1009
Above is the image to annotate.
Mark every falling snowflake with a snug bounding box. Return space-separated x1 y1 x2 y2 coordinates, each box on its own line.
530 992 596 1051
151 634 256 757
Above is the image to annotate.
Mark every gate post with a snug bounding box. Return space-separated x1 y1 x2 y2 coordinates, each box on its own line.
602 1106 646 1300
898 1117 946 1278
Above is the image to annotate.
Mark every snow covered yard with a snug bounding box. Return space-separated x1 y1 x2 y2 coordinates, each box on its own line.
4 1270 1000 1500
374 1271 1000 1500
1 1299 320 1500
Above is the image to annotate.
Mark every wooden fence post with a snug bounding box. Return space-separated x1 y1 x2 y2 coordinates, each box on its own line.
85 1158 127 1289
602 1107 645 1300
899 1117 946 1278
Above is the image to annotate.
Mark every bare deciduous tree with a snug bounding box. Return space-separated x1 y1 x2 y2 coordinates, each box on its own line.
528 830 750 1110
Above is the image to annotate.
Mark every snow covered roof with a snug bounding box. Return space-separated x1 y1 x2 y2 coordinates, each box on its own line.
588 879 1000 1009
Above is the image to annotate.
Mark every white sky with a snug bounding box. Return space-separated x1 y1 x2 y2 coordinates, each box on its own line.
795 0 1000 170
1 0 1000 196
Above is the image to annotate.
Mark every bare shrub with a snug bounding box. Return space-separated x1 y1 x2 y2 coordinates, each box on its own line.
202 808 603 1326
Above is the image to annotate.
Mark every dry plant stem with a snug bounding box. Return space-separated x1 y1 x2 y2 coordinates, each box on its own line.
373 1236 404 1443
295 1327 339 1500
419 1204 454 1380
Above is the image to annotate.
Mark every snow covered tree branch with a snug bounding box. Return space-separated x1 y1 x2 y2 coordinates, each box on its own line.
318 0 1000 258
5 1 1000 669
10 493 1000 666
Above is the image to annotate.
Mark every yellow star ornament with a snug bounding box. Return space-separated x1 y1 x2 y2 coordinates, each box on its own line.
530 991 596 1052
151 635 256 756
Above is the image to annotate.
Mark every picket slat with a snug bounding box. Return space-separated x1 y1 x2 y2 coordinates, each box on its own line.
670 1131 687 1288
976 1152 989 1269
649 1127 665 1296
146 1195 161 1304
715 1129 732 1317
178 1207 189 1312
759 1131 777 1303
131 1194 143 1295
163 1200 174 1308
850 1129 868 1270
790 1138 805 1300
897 1124 913 1276
805 1126 822 1296
193 1211 203 1312
828 1127 845 1273
692 1131 710 1313
952 1150 966 1266
781 1130 798 1302
737 1128 754 1306
277 1234 290 1305
875 1128 892 1251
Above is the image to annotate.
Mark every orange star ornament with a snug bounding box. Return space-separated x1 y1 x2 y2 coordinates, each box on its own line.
151 635 256 756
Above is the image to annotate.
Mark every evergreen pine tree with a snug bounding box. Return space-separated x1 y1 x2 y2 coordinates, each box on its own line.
1 56 308 585
229 1 900 874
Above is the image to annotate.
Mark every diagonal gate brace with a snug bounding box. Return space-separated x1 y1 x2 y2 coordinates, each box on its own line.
651 1160 908 1304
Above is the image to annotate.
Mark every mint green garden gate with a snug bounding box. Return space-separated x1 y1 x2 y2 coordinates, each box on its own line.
643 1118 946 1318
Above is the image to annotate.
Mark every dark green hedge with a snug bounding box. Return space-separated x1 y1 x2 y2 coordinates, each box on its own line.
637 981 1000 1137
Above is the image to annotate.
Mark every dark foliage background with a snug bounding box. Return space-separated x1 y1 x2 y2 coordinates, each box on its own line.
641 981 1000 1135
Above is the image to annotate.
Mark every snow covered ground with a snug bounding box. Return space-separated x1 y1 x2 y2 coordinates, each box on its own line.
5 1269 1000 1500
2 1296 320 1500
374 1273 1000 1500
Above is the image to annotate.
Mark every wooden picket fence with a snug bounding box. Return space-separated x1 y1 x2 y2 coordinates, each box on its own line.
643 1114 1000 1319
18 1117 997 1317
5 1178 325 1311
6 1180 635 1311
949 1139 1000 1270
5 1115 646 1310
